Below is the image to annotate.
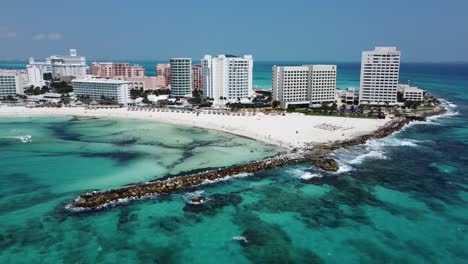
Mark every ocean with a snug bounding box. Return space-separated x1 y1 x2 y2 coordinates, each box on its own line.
0 61 467 263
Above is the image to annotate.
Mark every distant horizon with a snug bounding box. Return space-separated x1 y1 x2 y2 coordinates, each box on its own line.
1 58 468 64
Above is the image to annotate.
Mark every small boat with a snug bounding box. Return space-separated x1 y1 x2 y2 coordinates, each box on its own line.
21 135 32 143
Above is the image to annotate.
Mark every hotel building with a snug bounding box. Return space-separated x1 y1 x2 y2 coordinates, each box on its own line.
272 65 337 108
50 49 87 79
399 84 424 101
91 62 145 79
0 70 25 98
71 78 130 104
359 47 400 105
192 64 202 91
27 58 51 87
201 54 253 105
156 64 171 87
170 58 192 97
125 76 166 91
27 49 87 82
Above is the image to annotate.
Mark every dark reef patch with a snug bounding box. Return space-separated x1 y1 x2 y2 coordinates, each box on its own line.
233 210 323 264
183 193 242 215
81 151 143 164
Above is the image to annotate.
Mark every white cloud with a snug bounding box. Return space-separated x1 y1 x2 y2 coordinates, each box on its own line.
32 33 46 40
47 33 63 40
33 32 63 41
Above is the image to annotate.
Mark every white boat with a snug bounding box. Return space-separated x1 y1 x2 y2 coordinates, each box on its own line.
21 135 32 143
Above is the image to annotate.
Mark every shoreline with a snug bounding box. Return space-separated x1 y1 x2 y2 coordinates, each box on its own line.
0 106 390 150
64 106 446 211
0 105 446 211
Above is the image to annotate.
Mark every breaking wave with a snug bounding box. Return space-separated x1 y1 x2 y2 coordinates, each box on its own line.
183 190 209 204
334 136 423 168
289 168 323 179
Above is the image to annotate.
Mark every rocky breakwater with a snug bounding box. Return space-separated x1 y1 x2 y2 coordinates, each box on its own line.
67 106 447 212
67 152 320 211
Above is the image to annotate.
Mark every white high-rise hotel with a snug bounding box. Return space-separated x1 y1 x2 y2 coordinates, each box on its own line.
202 55 253 106
27 49 87 87
272 65 337 108
170 58 192 97
359 47 400 105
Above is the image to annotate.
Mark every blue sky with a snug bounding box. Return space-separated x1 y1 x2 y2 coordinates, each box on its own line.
0 0 467 61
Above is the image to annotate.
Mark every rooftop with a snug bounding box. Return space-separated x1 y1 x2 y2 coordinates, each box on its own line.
71 78 129 84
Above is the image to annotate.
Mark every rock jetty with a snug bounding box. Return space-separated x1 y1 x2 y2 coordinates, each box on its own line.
66 106 447 212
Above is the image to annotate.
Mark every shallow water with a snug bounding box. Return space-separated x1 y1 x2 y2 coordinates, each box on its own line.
1 63 468 263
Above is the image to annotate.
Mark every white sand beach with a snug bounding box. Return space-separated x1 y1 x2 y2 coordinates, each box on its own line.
0 107 390 149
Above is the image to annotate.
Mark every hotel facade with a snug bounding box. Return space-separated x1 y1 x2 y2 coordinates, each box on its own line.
359 47 400 105
0 70 25 98
27 49 87 85
91 62 145 79
399 84 424 102
156 64 171 87
170 58 192 97
192 64 203 91
201 54 253 106
71 78 130 104
272 65 337 108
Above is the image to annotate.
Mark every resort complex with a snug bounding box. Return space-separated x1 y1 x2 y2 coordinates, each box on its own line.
1 2 465 263
272 64 337 108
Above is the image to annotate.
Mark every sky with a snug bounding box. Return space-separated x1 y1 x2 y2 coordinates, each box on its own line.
0 0 467 62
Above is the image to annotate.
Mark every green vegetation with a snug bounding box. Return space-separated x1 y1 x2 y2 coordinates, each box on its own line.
129 88 170 100
24 85 49 95
99 96 118 105
50 81 73 94
272 100 281 109
76 95 92 105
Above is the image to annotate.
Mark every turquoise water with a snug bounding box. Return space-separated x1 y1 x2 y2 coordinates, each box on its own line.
1 62 468 263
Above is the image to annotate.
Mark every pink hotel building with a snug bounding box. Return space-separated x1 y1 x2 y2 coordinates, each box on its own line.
156 63 171 87
192 64 202 91
91 62 145 79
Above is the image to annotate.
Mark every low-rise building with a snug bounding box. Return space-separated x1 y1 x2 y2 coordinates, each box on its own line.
126 76 167 90
272 65 337 108
337 87 358 104
71 78 130 104
399 84 424 101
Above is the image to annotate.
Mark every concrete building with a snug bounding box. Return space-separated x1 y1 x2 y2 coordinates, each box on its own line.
0 70 25 98
71 78 130 104
170 58 192 97
91 62 145 79
272 65 337 108
201 54 253 105
156 64 171 86
50 49 87 79
337 87 358 104
27 49 87 81
192 64 202 91
359 47 400 105
399 84 424 101
125 76 166 91
27 58 51 87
